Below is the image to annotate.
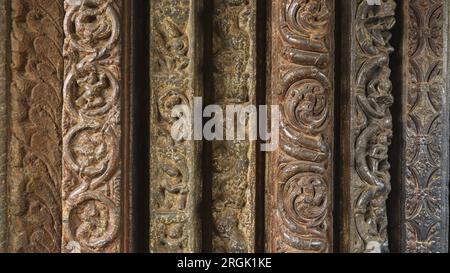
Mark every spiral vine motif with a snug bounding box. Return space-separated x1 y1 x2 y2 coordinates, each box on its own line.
62 0 122 253
270 0 333 253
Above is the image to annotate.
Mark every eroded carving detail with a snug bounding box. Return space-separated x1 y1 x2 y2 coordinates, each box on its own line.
348 0 396 253
150 0 202 253
4 0 64 253
269 0 334 253
63 0 122 253
211 0 256 253
403 0 449 253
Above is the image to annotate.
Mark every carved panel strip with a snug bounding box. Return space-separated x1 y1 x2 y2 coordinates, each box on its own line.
402 0 449 253
62 0 123 253
268 0 334 253
150 0 203 253
211 0 256 253
0 0 7 253
4 0 64 253
341 0 396 253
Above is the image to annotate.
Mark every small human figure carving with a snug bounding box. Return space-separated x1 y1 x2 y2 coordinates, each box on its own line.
367 67 394 110
76 71 108 111
156 163 188 210
368 130 391 176
160 223 186 252
155 19 189 71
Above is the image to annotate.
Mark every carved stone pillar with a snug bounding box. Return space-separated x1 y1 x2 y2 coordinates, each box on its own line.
62 0 123 253
0 0 64 253
211 0 257 253
401 0 449 253
150 0 203 253
340 0 396 253
267 0 335 253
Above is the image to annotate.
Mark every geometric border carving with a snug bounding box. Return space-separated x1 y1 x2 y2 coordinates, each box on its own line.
402 0 449 253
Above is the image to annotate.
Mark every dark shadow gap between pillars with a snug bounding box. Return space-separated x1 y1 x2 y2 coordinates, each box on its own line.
333 0 342 254
263 0 273 253
338 0 352 253
387 0 403 254
255 0 268 254
201 0 214 253
129 0 150 253
122 0 133 252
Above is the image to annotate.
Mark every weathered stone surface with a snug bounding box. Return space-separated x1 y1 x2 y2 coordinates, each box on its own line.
267 0 334 253
0 0 7 253
211 0 257 253
150 0 203 253
402 0 449 253
340 0 396 253
62 0 123 253
2 0 64 253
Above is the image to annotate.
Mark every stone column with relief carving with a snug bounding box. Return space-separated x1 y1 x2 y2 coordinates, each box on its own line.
150 0 203 253
340 0 396 253
211 0 257 253
267 0 335 253
401 0 449 253
62 0 124 253
1 0 64 253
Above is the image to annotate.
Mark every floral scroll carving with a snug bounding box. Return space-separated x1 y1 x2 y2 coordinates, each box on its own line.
403 0 449 253
211 0 256 253
269 0 334 253
150 0 202 253
2 0 64 253
62 0 122 253
347 0 396 253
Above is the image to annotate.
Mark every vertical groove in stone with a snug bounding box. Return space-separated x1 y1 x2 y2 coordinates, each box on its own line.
150 0 203 253
267 0 334 253
62 0 123 253
0 0 8 253
211 0 257 253
122 0 134 252
341 0 396 253
6 0 63 253
401 0 449 253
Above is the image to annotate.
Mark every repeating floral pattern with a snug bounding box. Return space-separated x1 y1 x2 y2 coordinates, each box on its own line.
5 0 63 253
62 0 122 253
404 0 448 253
0 0 448 254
